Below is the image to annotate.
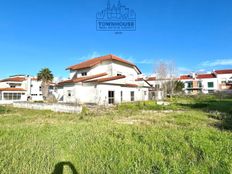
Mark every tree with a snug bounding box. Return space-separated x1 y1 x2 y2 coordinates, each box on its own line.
174 81 184 93
37 68 54 100
155 60 177 98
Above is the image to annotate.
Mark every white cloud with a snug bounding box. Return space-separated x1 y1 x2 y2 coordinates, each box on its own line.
201 59 232 67
77 51 101 61
137 59 154 64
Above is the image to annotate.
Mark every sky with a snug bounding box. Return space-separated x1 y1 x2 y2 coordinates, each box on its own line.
0 0 232 79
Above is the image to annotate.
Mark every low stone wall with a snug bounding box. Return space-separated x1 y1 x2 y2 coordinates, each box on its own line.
0 100 14 105
13 102 82 113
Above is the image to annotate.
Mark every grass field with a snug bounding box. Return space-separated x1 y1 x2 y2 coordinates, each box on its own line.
0 95 232 173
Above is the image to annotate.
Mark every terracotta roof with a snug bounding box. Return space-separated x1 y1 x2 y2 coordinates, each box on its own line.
179 75 193 80
214 69 232 74
66 54 141 73
31 77 38 81
0 88 26 91
57 73 108 86
196 74 216 79
135 78 144 81
0 77 26 82
86 75 126 83
146 77 156 81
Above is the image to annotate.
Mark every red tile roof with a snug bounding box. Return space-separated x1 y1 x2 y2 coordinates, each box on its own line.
86 75 126 83
196 74 216 79
179 75 193 80
66 54 141 73
0 88 26 91
135 78 144 81
146 77 156 81
57 73 107 86
214 69 232 74
0 77 26 82
31 77 38 81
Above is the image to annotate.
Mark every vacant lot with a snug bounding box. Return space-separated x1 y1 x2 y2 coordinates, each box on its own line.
0 95 232 173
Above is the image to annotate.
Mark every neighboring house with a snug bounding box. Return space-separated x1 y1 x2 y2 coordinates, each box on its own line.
179 69 232 94
57 54 151 105
214 69 232 90
0 75 43 103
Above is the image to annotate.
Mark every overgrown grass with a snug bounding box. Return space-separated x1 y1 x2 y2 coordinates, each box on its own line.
0 95 232 173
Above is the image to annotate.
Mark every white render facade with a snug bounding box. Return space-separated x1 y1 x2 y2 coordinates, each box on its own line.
57 54 150 105
179 70 232 94
0 75 43 103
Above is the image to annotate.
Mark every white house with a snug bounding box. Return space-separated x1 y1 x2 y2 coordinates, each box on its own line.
57 54 151 105
179 69 232 94
0 75 43 103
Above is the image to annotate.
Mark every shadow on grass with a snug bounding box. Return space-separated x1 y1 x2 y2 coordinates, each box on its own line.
177 100 232 131
52 161 78 174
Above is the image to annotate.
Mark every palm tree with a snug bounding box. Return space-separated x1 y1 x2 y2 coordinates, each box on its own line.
37 68 54 100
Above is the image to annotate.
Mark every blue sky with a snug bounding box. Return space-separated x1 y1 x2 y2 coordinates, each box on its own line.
0 0 232 79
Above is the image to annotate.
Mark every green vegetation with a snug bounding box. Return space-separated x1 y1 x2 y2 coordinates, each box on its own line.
0 95 232 173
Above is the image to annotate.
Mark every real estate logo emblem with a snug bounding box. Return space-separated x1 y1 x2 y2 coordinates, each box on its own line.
96 0 136 31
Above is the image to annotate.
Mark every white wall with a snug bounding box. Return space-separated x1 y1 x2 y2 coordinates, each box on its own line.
68 60 140 81
201 78 218 93
30 79 43 100
60 60 149 105
96 84 149 105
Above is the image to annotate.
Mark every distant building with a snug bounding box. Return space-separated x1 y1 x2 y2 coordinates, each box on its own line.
0 75 44 103
179 69 232 94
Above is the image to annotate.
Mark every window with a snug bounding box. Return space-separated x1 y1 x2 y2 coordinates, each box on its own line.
10 85 16 88
120 91 123 102
144 91 147 95
81 72 87 76
117 72 122 76
228 77 232 84
3 93 21 100
39 86 42 91
187 82 193 88
208 82 214 88
108 91 114 104
31 84 33 87
221 78 226 84
198 81 202 87
67 90 72 97
155 84 160 90
130 91 135 101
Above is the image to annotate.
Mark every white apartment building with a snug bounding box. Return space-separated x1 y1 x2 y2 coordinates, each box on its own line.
179 69 232 94
0 75 43 103
57 54 151 105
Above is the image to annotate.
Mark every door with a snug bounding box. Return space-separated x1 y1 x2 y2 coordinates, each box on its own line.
108 91 114 104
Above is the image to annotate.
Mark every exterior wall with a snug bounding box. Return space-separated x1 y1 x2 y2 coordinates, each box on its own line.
0 91 27 104
201 78 218 93
69 61 112 79
13 102 82 113
95 84 148 105
29 79 43 100
62 84 76 103
216 74 232 90
181 78 218 94
60 60 149 105
68 60 140 80
60 83 149 105
0 76 44 102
